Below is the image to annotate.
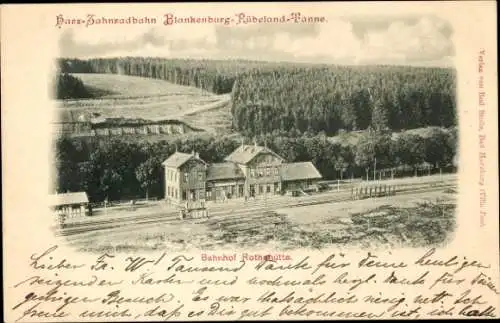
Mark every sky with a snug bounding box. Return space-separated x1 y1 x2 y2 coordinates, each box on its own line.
59 14 455 67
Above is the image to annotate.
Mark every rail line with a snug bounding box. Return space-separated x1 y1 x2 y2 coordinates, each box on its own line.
61 177 456 229
59 180 456 238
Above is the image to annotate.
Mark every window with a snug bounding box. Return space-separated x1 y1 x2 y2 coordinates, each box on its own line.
184 173 188 183
266 167 270 176
250 169 255 177
258 169 264 177
175 189 178 199
198 172 203 181
182 190 187 201
167 186 171 197
259 185 264 194
274 167 279 175
267 185 271 193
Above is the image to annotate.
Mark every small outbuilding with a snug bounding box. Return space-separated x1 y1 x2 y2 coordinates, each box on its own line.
280 162 323 192
49 192 90 218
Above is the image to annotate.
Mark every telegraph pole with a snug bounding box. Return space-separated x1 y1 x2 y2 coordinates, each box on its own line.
373 157 377 181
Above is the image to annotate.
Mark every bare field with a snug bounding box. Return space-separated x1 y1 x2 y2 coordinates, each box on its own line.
182 103 234 134
56 73 232 133
66 73 212 99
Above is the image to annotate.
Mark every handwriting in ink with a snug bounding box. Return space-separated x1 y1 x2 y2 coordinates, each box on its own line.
311 253 350 275
131 272 194 285
428 272 466 290
124 252 166 272
13 274 123 290
358 252 407 269
470 272 499 294
383 271 429 285
254 256 311 271
101 290 175 305
12 288 100 313
167 255 246 272
207 302 236 316
30 245 84 270
415 248 491 273
90 253 115 271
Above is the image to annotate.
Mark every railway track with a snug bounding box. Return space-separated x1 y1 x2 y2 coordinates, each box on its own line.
61 177 456 230
58 180 456 238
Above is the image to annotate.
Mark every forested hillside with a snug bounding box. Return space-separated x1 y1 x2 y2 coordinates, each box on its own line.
232 67 456 136
57 58 456 135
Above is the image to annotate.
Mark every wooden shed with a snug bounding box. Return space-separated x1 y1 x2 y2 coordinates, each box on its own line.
49 192 90 218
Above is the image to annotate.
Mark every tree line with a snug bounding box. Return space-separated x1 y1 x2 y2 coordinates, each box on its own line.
54 73 93 99
57 57 285 94
53 128 457 203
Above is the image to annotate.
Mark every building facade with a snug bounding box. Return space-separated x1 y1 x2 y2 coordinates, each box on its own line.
163 151 207 205
163 144 323 205
224 144 284 198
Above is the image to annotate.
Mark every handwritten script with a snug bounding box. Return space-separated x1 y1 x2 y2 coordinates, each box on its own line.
8 246 499 321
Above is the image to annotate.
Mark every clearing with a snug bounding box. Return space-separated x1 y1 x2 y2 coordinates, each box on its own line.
55 73 231 134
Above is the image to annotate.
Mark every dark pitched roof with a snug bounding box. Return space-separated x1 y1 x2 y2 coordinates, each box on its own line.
49 192 89 207
225 144 283 164
206 162 245 181
280 162 322 181
162 152 206 168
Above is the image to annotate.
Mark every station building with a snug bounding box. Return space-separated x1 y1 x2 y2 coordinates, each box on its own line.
162 143 322 205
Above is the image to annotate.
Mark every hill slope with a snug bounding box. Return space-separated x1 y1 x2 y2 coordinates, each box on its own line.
56 73 231 133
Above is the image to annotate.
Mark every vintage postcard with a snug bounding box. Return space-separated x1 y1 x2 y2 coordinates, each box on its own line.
2 1 499 321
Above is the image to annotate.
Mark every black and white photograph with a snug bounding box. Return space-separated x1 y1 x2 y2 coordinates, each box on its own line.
51 13 458 253
3 3 499 322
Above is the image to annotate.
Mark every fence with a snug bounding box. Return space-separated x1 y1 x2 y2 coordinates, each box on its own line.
351 184 396 200
366 165 457 181
90 196 159 209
